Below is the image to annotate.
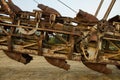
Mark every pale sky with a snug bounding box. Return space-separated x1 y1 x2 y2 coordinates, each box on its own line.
12 0 120 20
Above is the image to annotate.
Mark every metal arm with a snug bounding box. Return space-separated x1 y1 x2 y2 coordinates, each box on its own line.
95 0 104 17
103 0 116 20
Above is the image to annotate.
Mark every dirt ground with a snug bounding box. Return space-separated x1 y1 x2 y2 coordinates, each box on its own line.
0 50 120 80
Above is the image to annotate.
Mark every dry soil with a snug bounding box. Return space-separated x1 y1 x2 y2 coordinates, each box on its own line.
0 50 120 80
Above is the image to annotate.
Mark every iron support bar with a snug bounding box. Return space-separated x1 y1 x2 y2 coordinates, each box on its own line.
95 0 104 17
103 0 116 20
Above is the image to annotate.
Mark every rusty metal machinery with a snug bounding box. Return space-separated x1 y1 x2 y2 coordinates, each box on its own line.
0 0 120 74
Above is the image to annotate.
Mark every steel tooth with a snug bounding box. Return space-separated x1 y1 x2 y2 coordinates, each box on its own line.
45 57 70 70
82 62 112 74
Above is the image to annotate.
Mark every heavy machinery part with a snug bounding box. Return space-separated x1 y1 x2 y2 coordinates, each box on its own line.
1 0 16 18
108 15 120 22
80 26 99 61
75 9 98 24
4 51 33 64
45 57 70 70
18 21 39 35
37 4 61 17
82 61 112 74
7 0 22 14
1 0 12 14
80 41 98 61
103 0 116 20
95 0 104 17
0 0 119 74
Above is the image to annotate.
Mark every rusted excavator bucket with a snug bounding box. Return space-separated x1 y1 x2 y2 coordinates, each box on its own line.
7 0 22 14
4 51 33 64
37 4 61 17
82 62 112 74
45 57 70 70
75 9 98 23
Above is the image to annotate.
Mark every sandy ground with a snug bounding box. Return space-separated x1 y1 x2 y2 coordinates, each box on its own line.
0 50 120 80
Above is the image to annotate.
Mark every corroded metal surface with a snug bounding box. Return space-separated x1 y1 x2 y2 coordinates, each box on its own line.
4 51 33 64
82 61 112 74
38 4 61 17
75 9 98 23
45 57 70 70
0 0 120 74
